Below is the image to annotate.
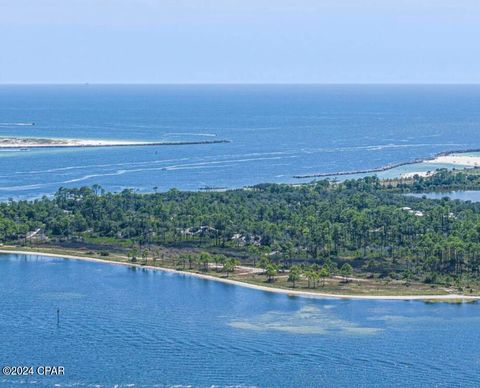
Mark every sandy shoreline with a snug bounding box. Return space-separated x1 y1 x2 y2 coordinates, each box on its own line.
294 149 480 180
1 249 478 301
400 171 433 179
426 155 480 167
0 137 230 148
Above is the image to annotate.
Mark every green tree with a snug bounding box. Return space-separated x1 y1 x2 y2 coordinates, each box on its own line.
223 258 238 277
257 256 270 271
218 255 227 272
319 266 330 287
142 248 149 264
340 263 353 283
178 254 188 270
213 254 224 271
248 245 261 267
305 270 318 288
265 263 278 282
288 265 302 288
187 254 196 270
128 248 139 263
199 252 211 271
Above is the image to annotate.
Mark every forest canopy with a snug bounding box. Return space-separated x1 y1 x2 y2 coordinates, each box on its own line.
2 169 480 284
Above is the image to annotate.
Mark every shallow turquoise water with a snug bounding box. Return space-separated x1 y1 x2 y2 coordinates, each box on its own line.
1 85 480 200
1 253 479 387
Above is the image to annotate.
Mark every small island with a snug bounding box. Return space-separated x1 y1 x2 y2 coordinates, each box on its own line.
0 136 230 148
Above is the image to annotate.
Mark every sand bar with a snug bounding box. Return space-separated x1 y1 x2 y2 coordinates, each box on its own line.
0 137 230 148
1 249 478 301
426 155 480 167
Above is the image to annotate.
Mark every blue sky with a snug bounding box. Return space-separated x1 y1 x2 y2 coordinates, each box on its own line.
0 0 479 83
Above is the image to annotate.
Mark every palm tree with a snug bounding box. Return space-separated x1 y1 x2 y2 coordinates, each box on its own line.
128 248 139 263
257 256 270 271
92 184 103 196
288 265 301 288
142 248 149 264
265 263 278 282
314 271 321 288
340 263 353 283
305 270 316 288
218 255 227 272
319 266 329 287
213 254 222 271
224 258 238 277
187 254 196 270
199 252 211 271
248 245 261 267
178 254 188 270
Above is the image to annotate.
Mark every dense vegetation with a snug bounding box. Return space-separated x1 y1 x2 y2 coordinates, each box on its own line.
3 169 480 286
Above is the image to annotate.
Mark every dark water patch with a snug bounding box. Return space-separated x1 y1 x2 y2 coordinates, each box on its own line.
408 190 480 202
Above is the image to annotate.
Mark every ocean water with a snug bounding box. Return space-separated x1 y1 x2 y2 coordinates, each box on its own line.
0 253 479 387
1 85 480 200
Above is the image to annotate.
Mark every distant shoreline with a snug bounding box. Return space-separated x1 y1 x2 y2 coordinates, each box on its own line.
1 249 478 301
0 137 230 149
293 148 480 179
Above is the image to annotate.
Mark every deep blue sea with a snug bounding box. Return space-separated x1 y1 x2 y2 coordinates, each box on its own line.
1 253 480 387
2 87 480 386
1 85 480 200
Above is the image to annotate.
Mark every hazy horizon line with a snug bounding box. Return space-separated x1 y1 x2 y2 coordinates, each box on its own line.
1 82 480 86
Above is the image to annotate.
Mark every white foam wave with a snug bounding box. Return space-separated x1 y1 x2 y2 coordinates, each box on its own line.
63 170 129 183
0 183 49 191
7 151 297 178
300 143 466 154
0 155 297 190
0 122 35 126
11 157 192 176
165 132 217 137
161 155 297 171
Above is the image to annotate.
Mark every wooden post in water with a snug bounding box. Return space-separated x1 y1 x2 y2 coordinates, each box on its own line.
57 308 60 326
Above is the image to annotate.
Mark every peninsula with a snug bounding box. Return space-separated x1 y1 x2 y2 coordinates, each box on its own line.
0 136 230 148
2 168 480 300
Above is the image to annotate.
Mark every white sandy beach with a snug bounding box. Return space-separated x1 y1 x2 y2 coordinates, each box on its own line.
1 249 478 301
0 136 229 149
426 154 480 167
0 137 150 148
